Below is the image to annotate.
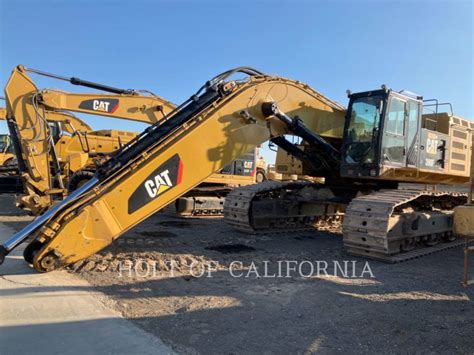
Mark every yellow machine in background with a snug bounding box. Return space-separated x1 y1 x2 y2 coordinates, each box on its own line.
0 132 22 193
0 134 15 167
0 108 15 167
255 149 268 182
273 147 324 182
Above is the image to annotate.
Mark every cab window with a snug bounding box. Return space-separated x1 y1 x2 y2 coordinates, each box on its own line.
382 97 406 164
386 98 405 135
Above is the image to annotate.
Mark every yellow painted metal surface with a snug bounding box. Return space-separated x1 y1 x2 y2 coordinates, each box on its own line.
41 90 176 124
5 66 54 211
275 145 304 175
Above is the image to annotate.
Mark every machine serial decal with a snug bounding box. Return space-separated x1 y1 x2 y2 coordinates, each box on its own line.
79 98 119 113
128 154 183 214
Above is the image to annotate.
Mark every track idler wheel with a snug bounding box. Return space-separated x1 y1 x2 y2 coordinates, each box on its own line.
37 253 61 272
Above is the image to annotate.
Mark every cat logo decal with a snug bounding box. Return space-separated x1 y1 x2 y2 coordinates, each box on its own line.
128 154 183 214
79 99 119 113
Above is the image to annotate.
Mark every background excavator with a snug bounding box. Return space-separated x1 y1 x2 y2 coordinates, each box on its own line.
0 134 14 166
0 106 17 167
0 98 139 194
0 108 15 167
3 66 263 216
225 86 472 262
0 66 469 272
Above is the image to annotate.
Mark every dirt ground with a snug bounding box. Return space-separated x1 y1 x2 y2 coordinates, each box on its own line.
1 196 473 354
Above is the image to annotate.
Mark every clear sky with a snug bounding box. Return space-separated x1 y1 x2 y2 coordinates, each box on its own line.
1 0 472 163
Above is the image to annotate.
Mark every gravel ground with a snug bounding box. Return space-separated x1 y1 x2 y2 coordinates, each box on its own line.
1 196 473 354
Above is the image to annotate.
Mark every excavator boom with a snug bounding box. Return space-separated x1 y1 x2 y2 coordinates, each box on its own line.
0 68 345 271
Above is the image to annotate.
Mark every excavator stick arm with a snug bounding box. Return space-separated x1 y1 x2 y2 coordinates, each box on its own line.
16 65 176 124
39 91 176 124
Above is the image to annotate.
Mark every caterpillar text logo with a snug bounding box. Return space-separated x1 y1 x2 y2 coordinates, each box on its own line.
128 154 183 214
79 98 119 113
144 170 173 198
426 138 439 155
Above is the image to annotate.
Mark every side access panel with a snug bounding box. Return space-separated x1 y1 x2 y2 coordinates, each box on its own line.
418 128 449 172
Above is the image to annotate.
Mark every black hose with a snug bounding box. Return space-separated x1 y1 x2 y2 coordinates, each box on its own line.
194 67 265 97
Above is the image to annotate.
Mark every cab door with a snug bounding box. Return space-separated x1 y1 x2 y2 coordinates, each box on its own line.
406 100 421 167
381 96 407 166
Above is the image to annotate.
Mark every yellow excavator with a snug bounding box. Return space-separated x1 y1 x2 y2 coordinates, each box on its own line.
0 66 469 271
1 100 134 177
0 133 21 192
1 99 141 193
0 134 15 167
0 107 23 193
3 66 260 216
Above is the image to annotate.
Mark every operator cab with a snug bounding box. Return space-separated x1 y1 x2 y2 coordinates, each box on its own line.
340 87 458 180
